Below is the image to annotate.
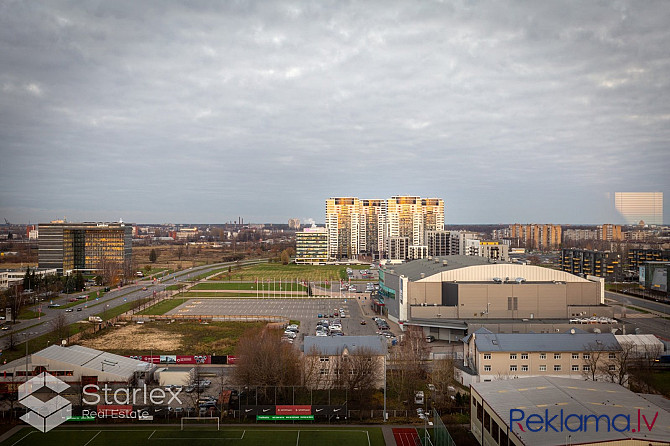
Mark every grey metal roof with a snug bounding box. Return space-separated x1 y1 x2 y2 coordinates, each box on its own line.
31 345 154 380
471 332 620 352
303 336 387 356
472 376 670 445
383 255 506 281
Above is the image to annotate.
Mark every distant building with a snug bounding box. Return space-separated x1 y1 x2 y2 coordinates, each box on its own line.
639 261 670 298
426 230 460 257
38 221 132 274
509 224 562 250
408 245 428 260
563 228 598 242
598 224 623 241
615 192 663 225
360 199 386 259
295 227 328 265
560 248 622 281
387 237 410 261
0 268 57 291
288 218 301 230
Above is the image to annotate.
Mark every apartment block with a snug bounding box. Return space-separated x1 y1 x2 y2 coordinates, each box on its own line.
509 224 562 250
325 197 362 260
628 248 670 269
560 248 621 280
598 224 622 241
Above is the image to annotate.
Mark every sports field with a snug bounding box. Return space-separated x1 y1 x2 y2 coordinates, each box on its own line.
2 426 385 446
211 263 368 281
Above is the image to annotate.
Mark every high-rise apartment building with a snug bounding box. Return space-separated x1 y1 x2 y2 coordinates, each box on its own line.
509 224 562 250
598 224 622 241
38 222 132 273
615 192 663 225
386 196 444 246
325 197 362 260
288 218 301 230
360 199 386 259
426 230 460 257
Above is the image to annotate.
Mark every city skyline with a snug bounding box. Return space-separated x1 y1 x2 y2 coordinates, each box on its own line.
1 2 669 225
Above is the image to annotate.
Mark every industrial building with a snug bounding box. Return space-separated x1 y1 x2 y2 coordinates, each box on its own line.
0 345 155 391
38 221 132 274
470 376 670 446
377 256 611 341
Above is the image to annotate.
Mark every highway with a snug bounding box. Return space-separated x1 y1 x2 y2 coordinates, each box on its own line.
604 290 670 339
0 259 266 351
605 290 670 316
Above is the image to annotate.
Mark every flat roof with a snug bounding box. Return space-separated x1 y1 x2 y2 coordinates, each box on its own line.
470 332 620 352
383 256 502 281
472 376 670 445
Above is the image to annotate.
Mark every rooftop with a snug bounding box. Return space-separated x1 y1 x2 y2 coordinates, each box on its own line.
383 255 505 281
467 330 621 353
472 376 670 445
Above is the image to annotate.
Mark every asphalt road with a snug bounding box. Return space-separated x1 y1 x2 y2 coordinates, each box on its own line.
605 290 670 315
604 291 670 339
1 260 266 350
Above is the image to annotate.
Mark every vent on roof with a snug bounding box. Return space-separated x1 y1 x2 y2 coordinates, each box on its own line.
420 273 425 279
492 340 498 345
515 277 526 284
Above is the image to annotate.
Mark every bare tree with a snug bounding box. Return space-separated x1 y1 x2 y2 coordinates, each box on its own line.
388 326 427 409
50 313 69 344
604 341 637 386
429 357 455 409
582 342 612 382
232 326 301 387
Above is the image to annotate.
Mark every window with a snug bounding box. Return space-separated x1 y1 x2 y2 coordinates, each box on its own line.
572 365 579 371
507 296 517 310
554 353 561 359
510 354 517 360
521 365 528 371
554 365 561 371
484 365 491 372
319 356 329 362
484 354 491 360
539 365 547 371
572 353 579 359
583 353 590 359
521 353 528 360
540 353 546 359
609 365 616 371
320 369 329 375
608 353 616 359
583 365 590 371
510 365 517 372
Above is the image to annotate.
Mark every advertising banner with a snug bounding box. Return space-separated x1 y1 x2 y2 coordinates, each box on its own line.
276 405 311 416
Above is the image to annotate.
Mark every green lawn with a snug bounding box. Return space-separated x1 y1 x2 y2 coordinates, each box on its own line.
192 282 308 291
210 263 367 281
94 298 152 321
136 298 187 315
17 308 46 319
183 292 313 298
165 284 186 291
1 426 384 446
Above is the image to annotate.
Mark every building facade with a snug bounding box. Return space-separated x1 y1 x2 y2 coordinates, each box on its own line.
509 224 562 250
615 191 663 225
38 222 132 274
360 199 386 258
598 224 622 241
295 227 329 264
560 248 622 281
628 248 670 270
325 197 362 260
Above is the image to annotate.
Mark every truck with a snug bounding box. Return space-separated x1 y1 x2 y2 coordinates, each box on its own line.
88 316 103 323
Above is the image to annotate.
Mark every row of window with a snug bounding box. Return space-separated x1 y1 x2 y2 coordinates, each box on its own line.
483 364 615 372
483 353 616 360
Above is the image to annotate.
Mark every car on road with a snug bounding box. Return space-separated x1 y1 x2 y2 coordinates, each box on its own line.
65 309 73 312
77 307 82 311
142 287 147 291
317 313 323 318
1 326 10 331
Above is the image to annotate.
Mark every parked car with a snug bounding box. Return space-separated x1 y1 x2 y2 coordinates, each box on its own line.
360 320 366 325
425 335 435 343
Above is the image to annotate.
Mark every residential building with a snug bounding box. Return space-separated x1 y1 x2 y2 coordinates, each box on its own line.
408 245 428 260
560 248 622 281
325 197 362 260
426 230 460 257
360 199 386 258
38 221 132 274
288 218 301 230
509 224 562 250
470 376 670 446
459 328 622 384
598 224 622 241
563 228 598 242
302 336 387 389
628 248 670 270
387 237 410 261
385 196 444 248
615 191 663 225
379 256 609 342
295 227 328 265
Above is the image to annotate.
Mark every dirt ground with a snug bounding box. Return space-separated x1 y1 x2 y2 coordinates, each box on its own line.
80 323 184 352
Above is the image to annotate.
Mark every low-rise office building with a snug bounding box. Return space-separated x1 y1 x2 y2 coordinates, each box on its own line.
457 328 622 385
295 227 329 264
302 336 386 389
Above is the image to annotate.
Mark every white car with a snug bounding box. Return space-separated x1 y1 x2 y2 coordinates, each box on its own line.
284 331 297 339
316 331 328 337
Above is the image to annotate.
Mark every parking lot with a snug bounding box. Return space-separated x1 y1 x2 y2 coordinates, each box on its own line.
166 298 382 338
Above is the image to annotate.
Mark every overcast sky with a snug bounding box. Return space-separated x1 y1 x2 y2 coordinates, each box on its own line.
1 1 668 225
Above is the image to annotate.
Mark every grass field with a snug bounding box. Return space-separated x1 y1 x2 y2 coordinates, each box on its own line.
137 298 187 315
2 426 384 446
210 263 369 282
183 292 314 298
192 282 308 291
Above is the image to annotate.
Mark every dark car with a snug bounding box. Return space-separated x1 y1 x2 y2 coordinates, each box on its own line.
360 320 366 325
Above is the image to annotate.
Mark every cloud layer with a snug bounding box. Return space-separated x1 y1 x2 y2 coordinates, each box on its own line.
1 1 668 224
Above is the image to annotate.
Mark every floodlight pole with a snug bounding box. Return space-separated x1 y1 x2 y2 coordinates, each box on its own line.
383 353 386 422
